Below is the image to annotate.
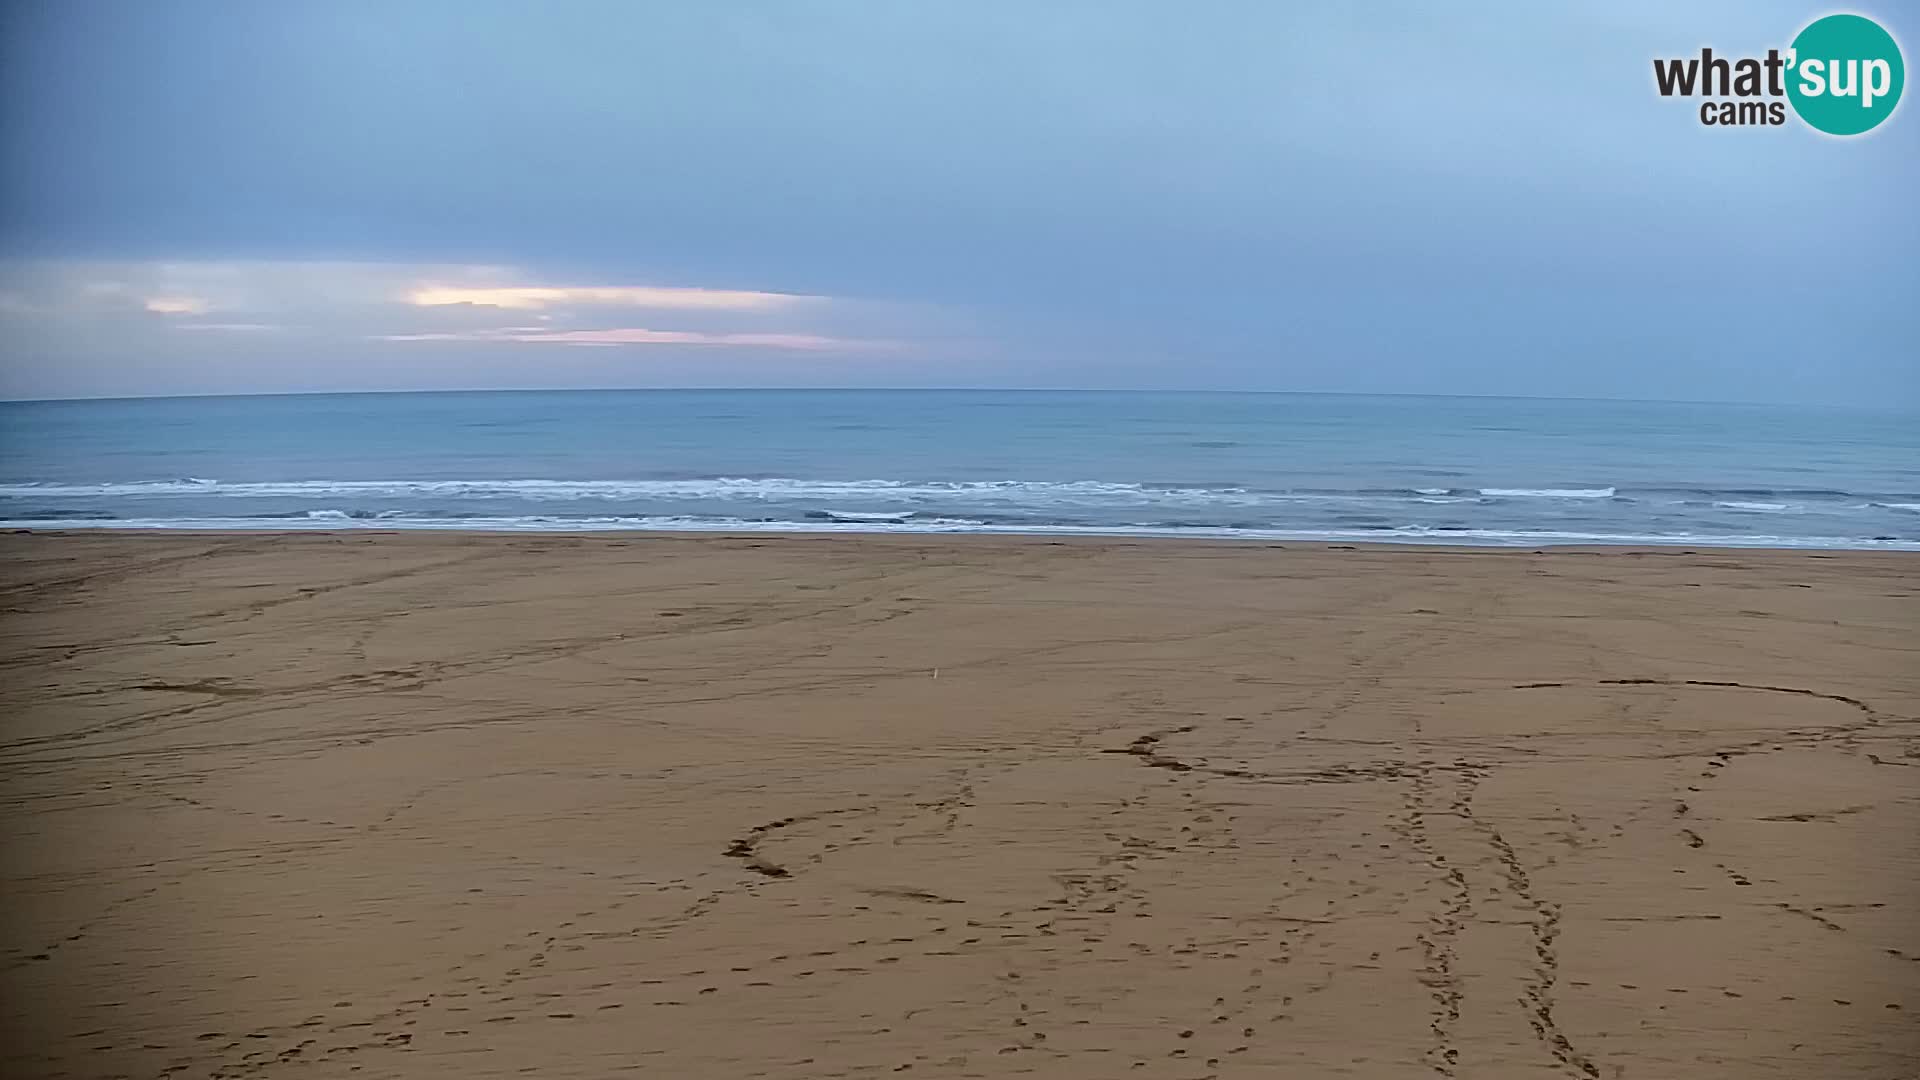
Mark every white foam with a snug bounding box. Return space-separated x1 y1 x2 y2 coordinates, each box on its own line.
0 477 1488 509
1478 487 1616 499
1714 501 1789 511
5 516 1914 551
0 477 1262 505
821 509 915 523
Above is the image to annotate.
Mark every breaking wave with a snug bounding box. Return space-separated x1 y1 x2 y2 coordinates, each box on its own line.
2 476 1914 549
3 513 1916 551
1477 487 1616 499
2 477 1909 504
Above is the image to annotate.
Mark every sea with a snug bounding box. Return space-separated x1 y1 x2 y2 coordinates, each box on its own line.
1 390 1915 550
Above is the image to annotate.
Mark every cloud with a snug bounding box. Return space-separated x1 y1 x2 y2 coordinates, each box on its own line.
404 285 817 311
378 327 900 351
0 257 949 397
1 260 840 323
143 295 211 315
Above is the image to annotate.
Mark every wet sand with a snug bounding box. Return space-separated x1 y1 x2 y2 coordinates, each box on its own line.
1 531 1915 1079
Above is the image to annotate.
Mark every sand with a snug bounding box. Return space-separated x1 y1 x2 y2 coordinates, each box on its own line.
0 531 1915 1079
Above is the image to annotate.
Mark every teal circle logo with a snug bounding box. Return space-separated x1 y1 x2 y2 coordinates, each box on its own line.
1787 14 1904 135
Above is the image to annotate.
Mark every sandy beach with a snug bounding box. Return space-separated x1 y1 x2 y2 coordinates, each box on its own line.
0 531 1915 1079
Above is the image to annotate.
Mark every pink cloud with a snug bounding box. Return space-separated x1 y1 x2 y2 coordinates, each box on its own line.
404 285 817 311
143 295 211 315
378 327 902 352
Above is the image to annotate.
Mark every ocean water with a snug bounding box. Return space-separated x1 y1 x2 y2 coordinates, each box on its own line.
1 390 1915 549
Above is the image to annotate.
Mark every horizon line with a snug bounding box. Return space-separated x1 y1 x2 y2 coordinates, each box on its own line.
0 386 1901 411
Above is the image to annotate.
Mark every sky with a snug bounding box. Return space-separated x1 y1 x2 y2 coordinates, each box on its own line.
0 1 1914 405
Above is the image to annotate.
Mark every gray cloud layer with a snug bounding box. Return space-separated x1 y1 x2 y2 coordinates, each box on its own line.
1 1 1914 403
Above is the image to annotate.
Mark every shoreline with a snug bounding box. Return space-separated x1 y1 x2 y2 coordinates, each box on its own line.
8 524 1920 555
